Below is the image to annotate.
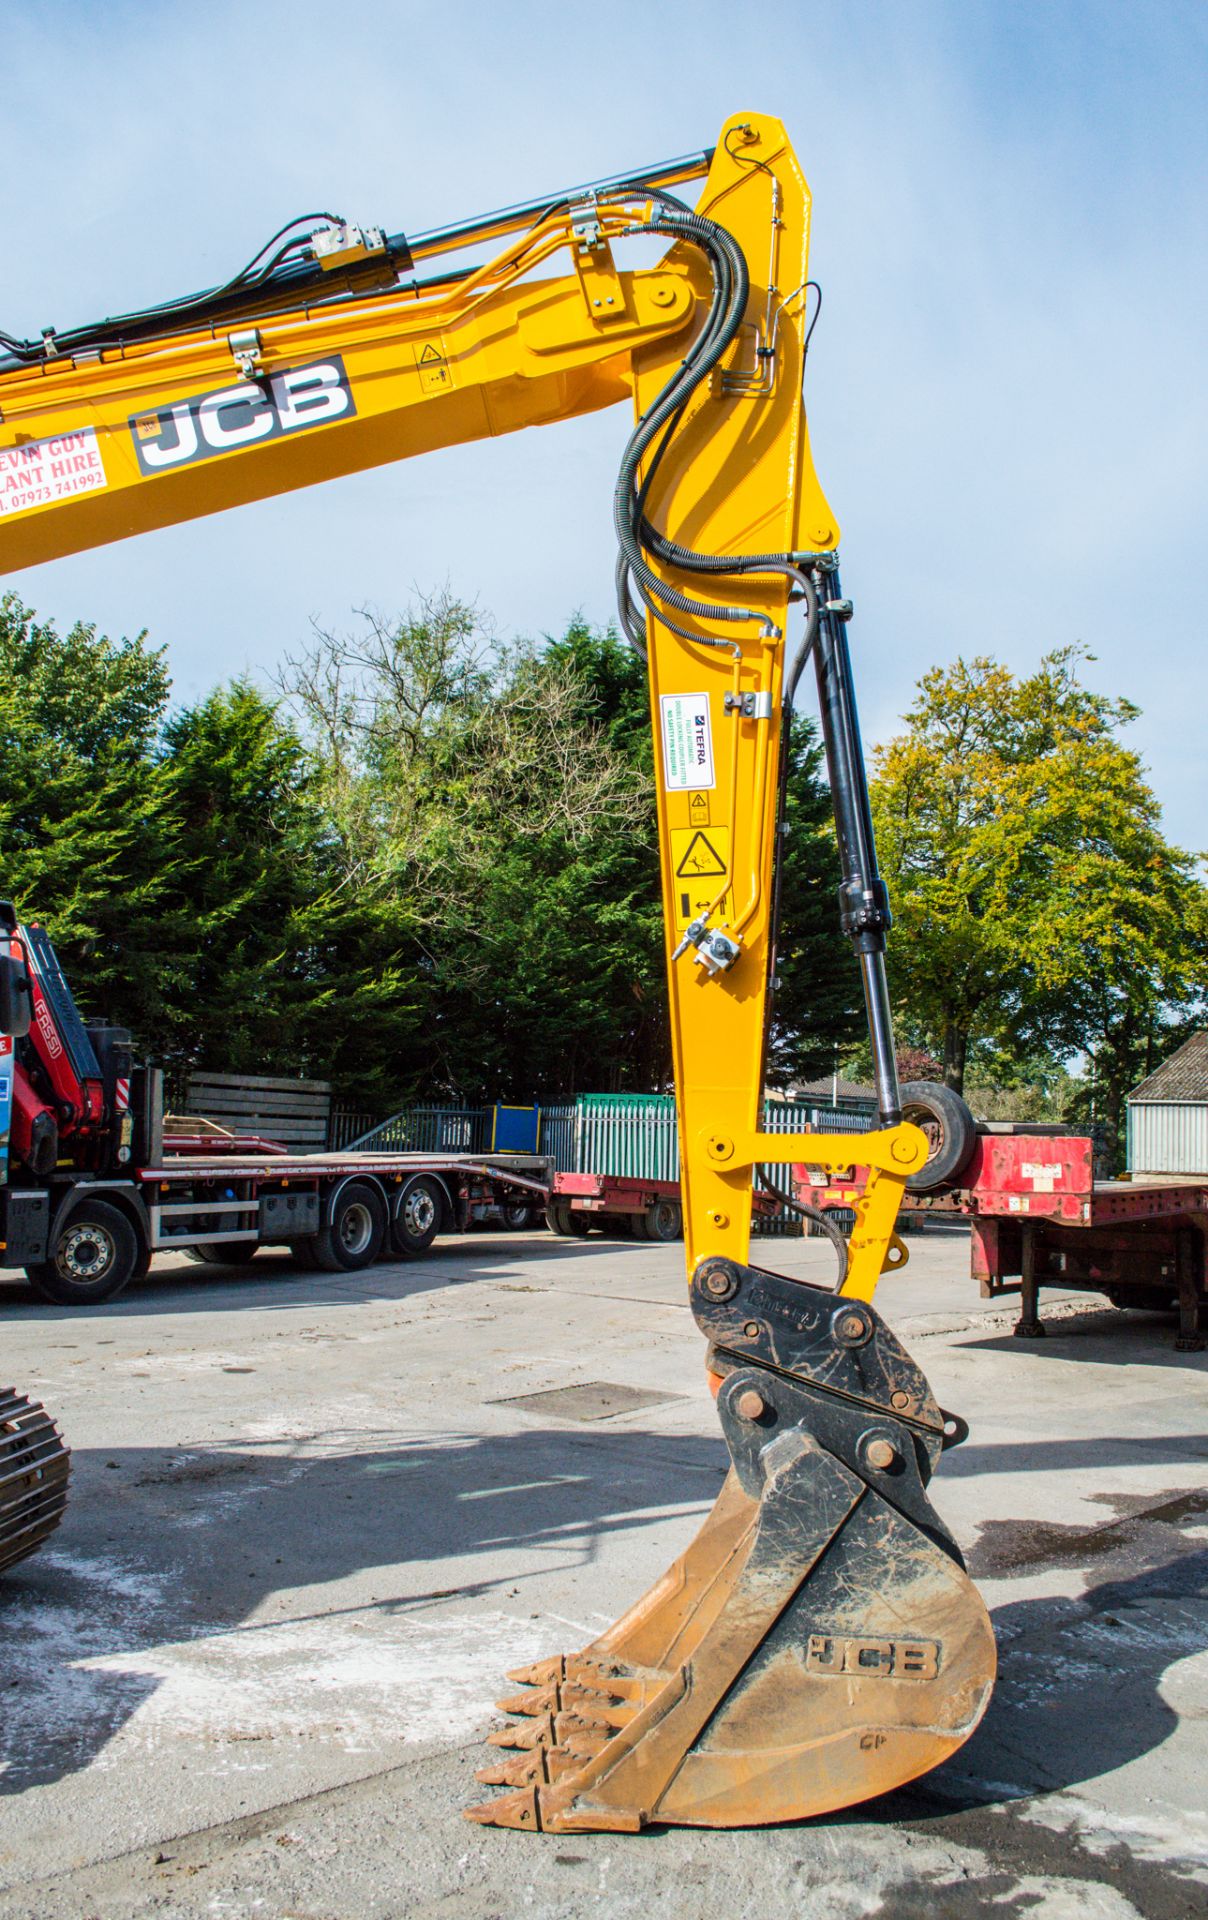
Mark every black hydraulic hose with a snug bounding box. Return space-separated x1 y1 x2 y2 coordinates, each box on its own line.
756 1171 848 1289
758 574 820 1090
612 212 772 634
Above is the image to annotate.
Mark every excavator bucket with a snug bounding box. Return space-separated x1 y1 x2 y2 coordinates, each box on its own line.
466 1258 995 1831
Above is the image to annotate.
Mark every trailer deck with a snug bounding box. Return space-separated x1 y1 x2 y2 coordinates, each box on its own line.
793 1128 1208 1351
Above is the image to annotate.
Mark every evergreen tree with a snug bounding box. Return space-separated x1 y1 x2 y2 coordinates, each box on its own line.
156 681 427 1107
0 592 171 1030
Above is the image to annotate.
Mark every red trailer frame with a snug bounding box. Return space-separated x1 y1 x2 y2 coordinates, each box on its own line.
547 1171 783 1242
793 1128 1208 1352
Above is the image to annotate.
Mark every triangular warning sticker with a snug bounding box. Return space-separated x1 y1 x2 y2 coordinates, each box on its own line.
689 792 709 823
418 342 444 365
674 831 727 878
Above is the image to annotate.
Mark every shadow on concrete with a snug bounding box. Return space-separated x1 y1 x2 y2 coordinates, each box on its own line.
0 1423 727 1795
958 1305 1208 1370
0 1231 664 1323
900 1543 1207 1808
941 1432 1208 1479
3 1405 1205 1831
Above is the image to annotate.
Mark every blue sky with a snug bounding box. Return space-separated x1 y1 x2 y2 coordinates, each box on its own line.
7 1 1207 840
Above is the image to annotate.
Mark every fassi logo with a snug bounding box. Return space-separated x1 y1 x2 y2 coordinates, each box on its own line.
128 357 355 474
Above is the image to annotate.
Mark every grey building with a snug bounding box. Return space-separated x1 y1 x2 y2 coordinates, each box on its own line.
1126 1032 1208 1175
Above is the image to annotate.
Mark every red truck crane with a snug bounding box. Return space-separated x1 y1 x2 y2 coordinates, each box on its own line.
0 904 550 1309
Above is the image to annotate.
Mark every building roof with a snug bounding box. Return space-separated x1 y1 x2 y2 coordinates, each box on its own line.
1128 1032 1208 1104
786 1076 876 1107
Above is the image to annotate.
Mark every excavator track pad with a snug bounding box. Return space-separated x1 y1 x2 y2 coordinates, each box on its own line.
0 1389 71 1574
467 1260 994 1831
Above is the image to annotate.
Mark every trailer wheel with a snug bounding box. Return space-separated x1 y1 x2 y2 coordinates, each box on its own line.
565 1209 593 1238
1103 1285 1177 1312
26 1201 141 1307
544 1203 572 1236
186 1241 260 1267
501 1202 537 1231
643 1198 683 1242
313 1182 387 1272
391 1177 442 1258
899 1082 977 1193
628 1213 649 1240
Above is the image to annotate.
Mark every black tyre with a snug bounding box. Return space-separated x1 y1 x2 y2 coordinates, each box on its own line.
643 1198 683 1242
628 1213 649 1240
899 1081 978 1193
391 1176 442 1258
313 1181 387 1272
565 1209 593 1237
501 1203 536 1231
186 1241 260 1266
26 1201 141 1307
544 1203 572 1236
1103 1286 1177 1312
288 1239 323 1271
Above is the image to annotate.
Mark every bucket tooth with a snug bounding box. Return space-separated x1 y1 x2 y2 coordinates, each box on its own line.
464 1786 543 1830
476 1751 550 1788
561 1676 646 1711
486 1715 556 1750
506 1656 566 1686
495 1681 560 1716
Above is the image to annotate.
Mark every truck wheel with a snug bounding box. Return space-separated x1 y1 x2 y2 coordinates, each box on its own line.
900 1082 977 1193
628 1213 649 1240
544 1203 572 1236
26 1201 141 1307
186 1241 260 1266
313 1182 387 1272
644 1198 683 1242
501 1203 536 1231
391 1177 442 1258
565 1210 592 1238
288 1239 323 1271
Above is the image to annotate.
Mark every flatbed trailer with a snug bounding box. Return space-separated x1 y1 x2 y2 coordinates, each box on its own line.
1 1121 552 1306
793 1129 1208 1351
545 1170 782 1242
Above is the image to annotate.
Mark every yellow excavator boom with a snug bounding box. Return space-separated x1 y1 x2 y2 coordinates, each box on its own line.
0 111 994 1831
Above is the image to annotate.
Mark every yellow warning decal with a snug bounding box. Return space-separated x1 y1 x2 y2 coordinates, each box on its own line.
688 791 710 827
674 829 727 878
669 825 732 931
413 339 452 394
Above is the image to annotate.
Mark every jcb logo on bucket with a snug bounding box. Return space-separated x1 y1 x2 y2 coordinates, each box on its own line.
804 1634 940 1680
128 357 355 474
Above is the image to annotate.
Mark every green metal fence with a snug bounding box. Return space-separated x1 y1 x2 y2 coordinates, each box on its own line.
343 1093 876 1234
539 1094 876 1233
344 1103 492 1153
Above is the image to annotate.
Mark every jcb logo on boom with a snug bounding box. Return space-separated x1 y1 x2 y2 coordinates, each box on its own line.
128 357 355 475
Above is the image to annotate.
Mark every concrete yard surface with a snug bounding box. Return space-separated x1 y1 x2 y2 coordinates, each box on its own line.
0 1226 1205 1918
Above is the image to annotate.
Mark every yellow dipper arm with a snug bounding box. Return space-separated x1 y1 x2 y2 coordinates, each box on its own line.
0 113 994 1834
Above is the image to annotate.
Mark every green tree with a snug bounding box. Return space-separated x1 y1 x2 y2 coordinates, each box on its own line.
871 648 1208 1145
0 591 172 1028
282 602 864 1102
544 618 862 1090
764 711 864 1088
279 598 655 1100
156 680 427 1107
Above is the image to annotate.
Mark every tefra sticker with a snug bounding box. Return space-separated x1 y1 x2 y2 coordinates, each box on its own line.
660 693 715 791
